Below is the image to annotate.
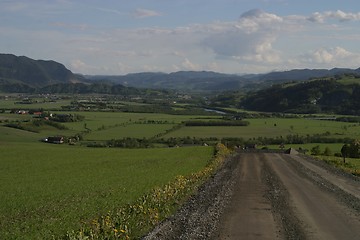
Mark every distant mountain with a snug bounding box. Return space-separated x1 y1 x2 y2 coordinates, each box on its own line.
0 53 83 88
87 71 250 91
1 53 360 94
87 68 360 92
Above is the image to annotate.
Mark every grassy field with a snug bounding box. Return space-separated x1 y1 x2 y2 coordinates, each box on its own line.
85 123 176 140
1 102 360 239
0 99 72 109
164 118 360 139
266 143 344 154
0 143 213 239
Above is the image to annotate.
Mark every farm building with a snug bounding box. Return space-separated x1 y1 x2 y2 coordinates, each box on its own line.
43 136 64 144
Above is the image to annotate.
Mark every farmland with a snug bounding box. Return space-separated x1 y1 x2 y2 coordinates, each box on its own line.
0 94 360 239
0 143 214 239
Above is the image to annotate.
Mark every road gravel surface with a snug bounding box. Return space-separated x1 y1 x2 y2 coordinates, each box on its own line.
144 152 360 240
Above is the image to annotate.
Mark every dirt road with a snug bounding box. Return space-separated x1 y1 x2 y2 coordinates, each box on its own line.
216 153 360 240
144 153 360 240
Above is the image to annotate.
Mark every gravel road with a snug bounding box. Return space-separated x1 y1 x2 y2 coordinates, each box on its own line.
143 152 360 240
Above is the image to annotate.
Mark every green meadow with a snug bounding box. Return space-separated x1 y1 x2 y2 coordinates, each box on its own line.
0 143 213 239
85 123 176 140
165 118 360 139
0 99 72 109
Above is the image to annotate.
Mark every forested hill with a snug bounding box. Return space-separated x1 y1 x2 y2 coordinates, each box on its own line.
0 53 83 88
240 76 360 115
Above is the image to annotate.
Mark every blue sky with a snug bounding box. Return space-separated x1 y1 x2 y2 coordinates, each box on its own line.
1 0 360 75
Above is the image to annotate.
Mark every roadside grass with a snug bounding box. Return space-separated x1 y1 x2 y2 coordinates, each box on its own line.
264 143 344 154
314 155 360 176
0 144 213 239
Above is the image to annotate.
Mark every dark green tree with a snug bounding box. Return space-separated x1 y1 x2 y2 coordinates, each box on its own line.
323 147 332 156
311 145 321 155
341 144 350 163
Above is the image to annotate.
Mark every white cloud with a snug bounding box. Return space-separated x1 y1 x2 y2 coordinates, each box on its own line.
308 10 360 23
62 9 360 73
70 59 87 72
238 9 283 33
181 58 200 71
3 5 360 75
202 9 284 65
300 47 360 68
133 8 162 19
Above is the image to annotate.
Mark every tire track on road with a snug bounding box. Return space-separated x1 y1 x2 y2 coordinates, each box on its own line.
266 153 360 240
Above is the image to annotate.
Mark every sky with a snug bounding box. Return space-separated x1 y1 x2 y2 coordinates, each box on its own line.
1 0 360 75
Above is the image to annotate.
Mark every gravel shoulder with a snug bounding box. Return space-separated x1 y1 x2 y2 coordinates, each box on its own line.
143 152 360 240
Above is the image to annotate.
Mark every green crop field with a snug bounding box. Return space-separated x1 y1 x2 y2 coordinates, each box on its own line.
85 123 176 140
63 112 219 132
0 99 72 109
266 143 344 154
164 118 360 139
0 143 213 239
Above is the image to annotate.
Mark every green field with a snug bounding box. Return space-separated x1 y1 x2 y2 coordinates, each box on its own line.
164 118 360 139
266 143 344 154
85 123 176 140
0 143 213 239
0 99 72 109
1 99 360 239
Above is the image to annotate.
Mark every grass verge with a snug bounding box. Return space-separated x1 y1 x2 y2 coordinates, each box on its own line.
314 156 360 176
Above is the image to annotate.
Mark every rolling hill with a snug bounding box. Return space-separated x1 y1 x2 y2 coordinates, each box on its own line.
240 76 360 115
88 68 360 92
0 53 83 88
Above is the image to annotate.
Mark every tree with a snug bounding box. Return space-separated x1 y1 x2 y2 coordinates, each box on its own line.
323 147 332 156
341 144 350 163
349 140 360 158
311 145 321 155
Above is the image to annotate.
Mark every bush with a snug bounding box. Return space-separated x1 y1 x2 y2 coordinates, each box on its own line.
311 145 321 155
